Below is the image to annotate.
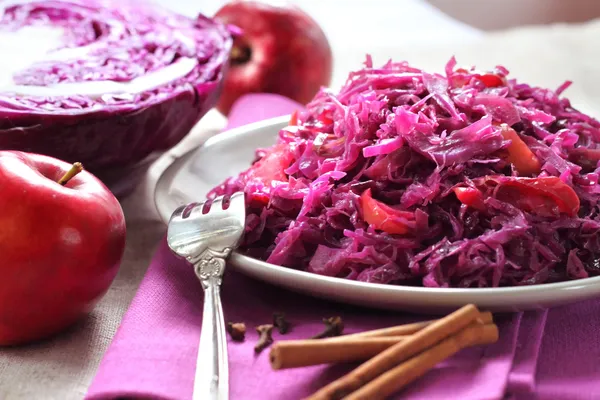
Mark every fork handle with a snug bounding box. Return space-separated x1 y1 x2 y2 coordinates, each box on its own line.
195 276 229 400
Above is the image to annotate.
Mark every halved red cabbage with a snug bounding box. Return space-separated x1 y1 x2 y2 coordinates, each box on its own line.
210 56 600 288
0 0 231 193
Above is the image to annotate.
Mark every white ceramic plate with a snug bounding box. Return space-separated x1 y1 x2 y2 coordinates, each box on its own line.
154 116 600 313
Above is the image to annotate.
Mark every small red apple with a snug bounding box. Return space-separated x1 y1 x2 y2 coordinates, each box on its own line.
0 151 126 345
215 0 333 115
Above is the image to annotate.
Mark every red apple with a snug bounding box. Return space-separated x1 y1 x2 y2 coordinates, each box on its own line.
0 151 126 345
215 0 333 115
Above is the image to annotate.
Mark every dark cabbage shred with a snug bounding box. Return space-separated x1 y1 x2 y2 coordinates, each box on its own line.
209 56 600 288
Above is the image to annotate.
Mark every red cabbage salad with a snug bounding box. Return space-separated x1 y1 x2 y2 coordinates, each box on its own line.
210 56 600 288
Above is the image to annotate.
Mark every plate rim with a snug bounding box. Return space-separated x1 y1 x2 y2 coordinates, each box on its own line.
155 116 600 299
231 252 600 297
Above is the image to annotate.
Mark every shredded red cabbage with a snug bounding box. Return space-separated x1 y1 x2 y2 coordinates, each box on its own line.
210 56 600 288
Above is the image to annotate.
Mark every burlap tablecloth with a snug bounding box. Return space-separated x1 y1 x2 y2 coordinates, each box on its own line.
2 13 600 399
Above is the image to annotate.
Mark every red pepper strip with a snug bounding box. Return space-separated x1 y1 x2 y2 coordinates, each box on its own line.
454 177 580 217
242 143 294 185
289 110 299 126
360 188 414 234
496 177 580 217
452 68 505 88
250 192 270 206
479 73 505 88
500 125 541 176
453 187 486 211
317 111 334 126
450 68 470 87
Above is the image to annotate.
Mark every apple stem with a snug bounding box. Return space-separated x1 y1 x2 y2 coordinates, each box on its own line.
231 46 243 59
230 45 251 65
58 162 84 186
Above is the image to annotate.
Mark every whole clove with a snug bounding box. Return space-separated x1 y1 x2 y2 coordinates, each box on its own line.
311 316 344 339
255 324 274 353
226 322 246 342
273 312 291 334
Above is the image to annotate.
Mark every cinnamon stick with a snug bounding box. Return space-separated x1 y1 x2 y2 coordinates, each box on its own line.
344 323 499 400
271 312 493 370
333 311 493 341
305 304 481 400
271 321 497 369
270 336 409 370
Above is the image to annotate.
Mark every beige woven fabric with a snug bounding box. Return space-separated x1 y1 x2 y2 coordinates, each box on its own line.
1 16 600 400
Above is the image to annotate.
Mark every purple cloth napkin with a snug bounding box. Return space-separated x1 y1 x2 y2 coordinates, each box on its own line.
507 310 547 395
224 93 303 127
86 93 589 400
523 301 600 400
87 240 522 400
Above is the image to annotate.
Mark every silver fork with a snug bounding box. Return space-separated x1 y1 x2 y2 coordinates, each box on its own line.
166 192 246 400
